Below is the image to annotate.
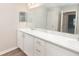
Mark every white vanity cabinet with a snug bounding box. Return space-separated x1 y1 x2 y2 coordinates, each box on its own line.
17 31 24 51
46 42 79 56
17 29 79 56
23 33 34 56
34 38 46 56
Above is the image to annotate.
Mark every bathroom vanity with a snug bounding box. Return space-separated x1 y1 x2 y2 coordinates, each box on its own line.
17 28 79 56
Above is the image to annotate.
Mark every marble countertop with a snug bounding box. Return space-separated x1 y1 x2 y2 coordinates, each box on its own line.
18 28 79 53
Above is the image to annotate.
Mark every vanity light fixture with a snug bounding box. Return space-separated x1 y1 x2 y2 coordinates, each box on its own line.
27 3 42 9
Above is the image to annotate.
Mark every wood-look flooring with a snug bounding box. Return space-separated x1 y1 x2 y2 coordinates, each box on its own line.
1 48 26 56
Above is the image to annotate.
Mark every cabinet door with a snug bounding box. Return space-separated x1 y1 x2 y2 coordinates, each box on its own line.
17 31 24 51
24 33 34 56
34 38 46 56
46 42 79 56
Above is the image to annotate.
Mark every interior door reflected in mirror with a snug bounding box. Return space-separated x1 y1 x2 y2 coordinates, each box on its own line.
61 11 76 34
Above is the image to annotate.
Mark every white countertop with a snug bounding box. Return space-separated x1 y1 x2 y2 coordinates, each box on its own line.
18 28 79 53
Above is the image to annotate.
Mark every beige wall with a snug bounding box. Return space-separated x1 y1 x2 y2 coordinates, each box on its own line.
0 3 27 52
0 3 17 52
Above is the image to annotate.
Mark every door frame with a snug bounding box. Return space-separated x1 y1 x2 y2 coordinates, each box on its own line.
60 10 78 34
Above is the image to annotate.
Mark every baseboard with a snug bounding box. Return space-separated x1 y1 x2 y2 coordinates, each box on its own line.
0 46 18 55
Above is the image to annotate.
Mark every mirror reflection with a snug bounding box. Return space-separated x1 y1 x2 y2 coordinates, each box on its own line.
26 3 79 35
62 11 76 34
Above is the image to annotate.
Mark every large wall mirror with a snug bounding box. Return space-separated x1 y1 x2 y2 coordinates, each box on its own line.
26 3 79 35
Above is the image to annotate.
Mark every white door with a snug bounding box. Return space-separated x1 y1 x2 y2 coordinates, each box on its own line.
24 33 34 56
46 42 79 56
17 31 24 51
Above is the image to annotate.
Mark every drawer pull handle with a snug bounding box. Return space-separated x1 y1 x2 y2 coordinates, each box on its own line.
36 41 41 45
36 49 40 52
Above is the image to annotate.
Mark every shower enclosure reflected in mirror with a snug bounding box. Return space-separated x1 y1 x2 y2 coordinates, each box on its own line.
60 11 77 34
19 12 26 22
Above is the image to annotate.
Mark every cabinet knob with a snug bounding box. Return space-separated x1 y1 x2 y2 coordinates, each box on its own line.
36 41 41 45
36 49 40 52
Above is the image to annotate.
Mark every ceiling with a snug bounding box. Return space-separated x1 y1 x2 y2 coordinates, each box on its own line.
42 3 78 8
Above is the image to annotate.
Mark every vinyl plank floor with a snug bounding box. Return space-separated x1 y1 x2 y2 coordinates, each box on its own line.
1 48 26 56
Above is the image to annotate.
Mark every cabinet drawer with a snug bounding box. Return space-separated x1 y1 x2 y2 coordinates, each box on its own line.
34 38 45 51
34 38 45 47
34 38 46 56
34 46 46 56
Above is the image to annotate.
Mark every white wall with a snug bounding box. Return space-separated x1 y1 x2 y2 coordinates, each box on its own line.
27 6 47 29
61 5 77 12
0 3 18 52
47 7 61 31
